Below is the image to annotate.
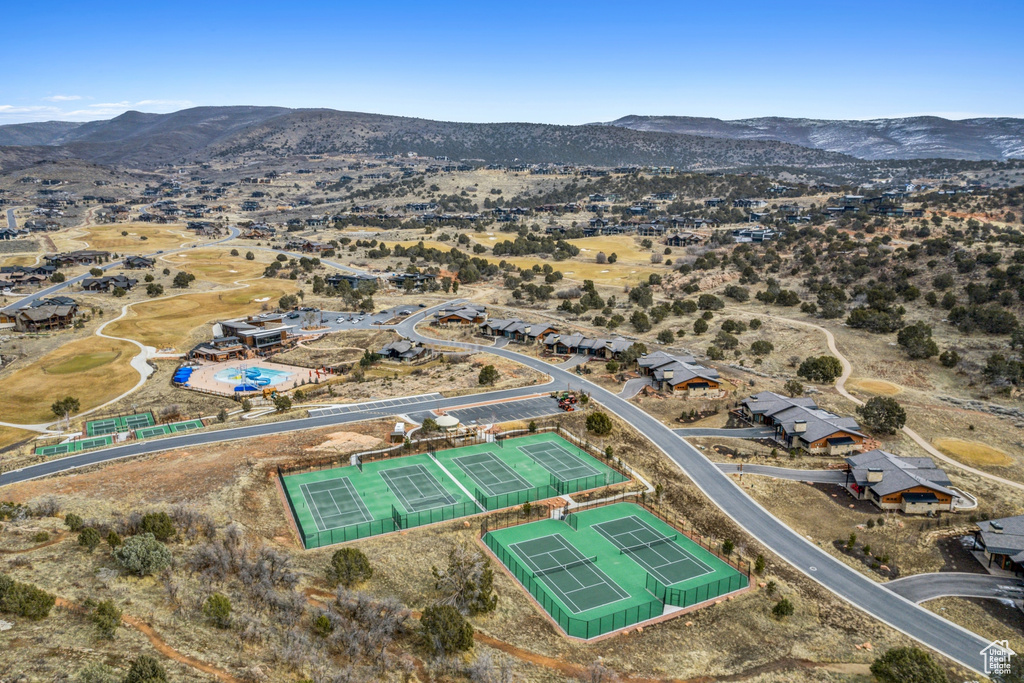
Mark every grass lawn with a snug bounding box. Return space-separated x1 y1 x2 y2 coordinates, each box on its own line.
0 427 35 451
61 223 199 253
105 278 298 351
0 338 139 423
158 247 271 284
933 437 1013 467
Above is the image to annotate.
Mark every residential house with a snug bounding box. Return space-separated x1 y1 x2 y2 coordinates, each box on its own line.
973 515 1024 575
704 198 724 208
45 250 110 267
635 352 722 397
325 273 379 290
434 304 486 325
188 336 249 362
541 333 633 359
733 198 767 208
637 223 666 237
13 300 79 331
844 450 956 514
122 256 155 269
665 232 704 247
377 340 429 362
739 391 864 455
732 227 778 243
81 275 137 292
388 272 437 290
479 318 558 343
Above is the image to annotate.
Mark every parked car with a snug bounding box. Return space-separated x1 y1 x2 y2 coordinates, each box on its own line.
287 312 300 319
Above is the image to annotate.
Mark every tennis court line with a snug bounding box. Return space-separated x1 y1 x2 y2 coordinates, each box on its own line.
301 478 372 532
427 458 486 512
519 442 600 481
510 534 630 614
593 515 714 585
452 452 531 497
380 464 459 514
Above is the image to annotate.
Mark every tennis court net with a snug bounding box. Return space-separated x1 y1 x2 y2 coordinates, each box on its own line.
619 534 677 555
534 555 598 577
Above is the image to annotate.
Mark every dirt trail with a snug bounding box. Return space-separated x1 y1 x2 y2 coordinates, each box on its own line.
54 596 242 683
0 531 68 554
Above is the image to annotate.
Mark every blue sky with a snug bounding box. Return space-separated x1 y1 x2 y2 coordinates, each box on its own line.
3 0 1022 125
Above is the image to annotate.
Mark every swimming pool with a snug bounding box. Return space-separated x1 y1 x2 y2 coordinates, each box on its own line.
212 366 293 387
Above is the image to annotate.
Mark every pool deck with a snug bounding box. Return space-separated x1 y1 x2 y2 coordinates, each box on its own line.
184 359 313 394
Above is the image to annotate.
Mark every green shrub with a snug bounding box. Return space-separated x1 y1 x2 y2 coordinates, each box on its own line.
90 599 122 639
0 573 55 619
31 531 50 543
106 530 122 548
870 647 949 683
326 547 373 588
122 654 168 683
78 527 102 553
64 513 84 532
585 411 613 436
203 593 232 629
420 604 473 656
113 533 171 576
140 512 175 542
771 597 794 619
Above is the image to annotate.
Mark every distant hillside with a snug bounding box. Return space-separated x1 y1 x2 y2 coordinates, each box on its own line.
0 121 83 146
601 115 1024 161
0 106 856 171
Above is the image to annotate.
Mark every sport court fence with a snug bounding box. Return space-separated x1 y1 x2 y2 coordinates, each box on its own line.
645 572 748 609
470 469 630 511
483 532 664 639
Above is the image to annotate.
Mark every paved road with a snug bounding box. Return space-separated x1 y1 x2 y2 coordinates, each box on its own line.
618 376 652 398
886 572 1024 604
673 427 773 438
714 463 849 484
1 226 241 313
395 304 991 675
0 385 550 487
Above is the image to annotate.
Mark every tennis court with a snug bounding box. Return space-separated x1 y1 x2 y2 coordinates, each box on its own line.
433 432 627 508
452 452 532 496
483 502 748 639
135 418 204 439
518 441 601 482
300 477 373 532
593 515 713 586
85 412 154 436
35 435 113 457
380 463 458 513
509 534 628 613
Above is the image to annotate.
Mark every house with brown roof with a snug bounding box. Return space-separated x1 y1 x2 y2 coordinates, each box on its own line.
45 250 111 267
14 301 79 331
434 304 486 325
479 318 558 343
844 450 956 514
81 275 137 292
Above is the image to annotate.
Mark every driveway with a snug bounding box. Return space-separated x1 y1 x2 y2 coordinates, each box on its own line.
886 573 1024 603
673 427 774 438
714 463 849 484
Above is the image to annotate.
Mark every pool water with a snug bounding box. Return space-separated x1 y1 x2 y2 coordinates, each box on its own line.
213 366 293 387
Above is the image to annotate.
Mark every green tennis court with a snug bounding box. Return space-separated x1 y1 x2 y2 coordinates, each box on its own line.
432 433 627 509
509 534 629 613
592 515 713 586
483 502 748 639
452 452 532 496
380 463 459 512
35 435 113 456
86 412 155 436
518 440 601 481
301 477 373 531
134 419 204 440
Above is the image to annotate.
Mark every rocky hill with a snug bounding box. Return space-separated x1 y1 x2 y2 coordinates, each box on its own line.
601 115 1024 161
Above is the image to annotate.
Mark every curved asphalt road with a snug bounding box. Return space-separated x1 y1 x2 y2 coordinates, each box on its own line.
394 305 992 675
1 226 241 313
886 572 1024 604
0 299 997 673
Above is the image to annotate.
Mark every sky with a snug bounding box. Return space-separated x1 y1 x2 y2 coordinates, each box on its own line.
2 0 1023 125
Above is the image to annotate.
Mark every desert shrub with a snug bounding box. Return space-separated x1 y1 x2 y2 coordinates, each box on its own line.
870 647 948 683
857 397 907 434
65 512 84 532
797 355 843 383
771 597 794 619
750 340 774 356
420 604 473 656
327 547 374 588
122 654 167 683
431 542 497 615
203 593 232 628
106 530 122 548
586 411 613 436
0 573 55 619
139 512 175 542
88 598 122 639
113 533 172 576
31 531 50 543
78 527 102 553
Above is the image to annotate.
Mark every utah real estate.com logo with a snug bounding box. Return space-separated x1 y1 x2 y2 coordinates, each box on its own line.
980 639 1015 677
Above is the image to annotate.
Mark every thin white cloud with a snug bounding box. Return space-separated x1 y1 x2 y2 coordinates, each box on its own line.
0 98 198 123
42 95 83 102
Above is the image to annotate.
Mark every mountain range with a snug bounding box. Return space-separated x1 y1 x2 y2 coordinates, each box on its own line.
0 107 1020 176
601 115 1024 161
